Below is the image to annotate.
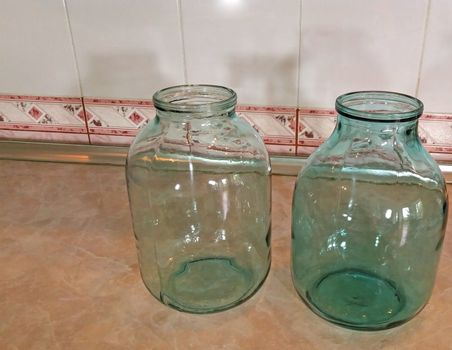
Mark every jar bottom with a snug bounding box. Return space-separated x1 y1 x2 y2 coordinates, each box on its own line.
159 256 265 314
305 268 405 330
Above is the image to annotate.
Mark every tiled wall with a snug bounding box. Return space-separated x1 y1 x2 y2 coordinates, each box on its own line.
0 0 451 158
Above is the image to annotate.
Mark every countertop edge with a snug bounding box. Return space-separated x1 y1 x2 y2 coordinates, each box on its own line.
0 140 451 181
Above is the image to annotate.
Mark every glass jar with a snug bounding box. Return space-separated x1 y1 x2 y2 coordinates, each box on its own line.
126 85 271 313
292 91 448 330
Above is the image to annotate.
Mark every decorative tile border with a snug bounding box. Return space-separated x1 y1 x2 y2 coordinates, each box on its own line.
237 105 296 155
0 95 89 143
82 98 155 145
296 108 452 158
418 114 452 154
83 98 154 132
0 95 451 160
297 108 336 156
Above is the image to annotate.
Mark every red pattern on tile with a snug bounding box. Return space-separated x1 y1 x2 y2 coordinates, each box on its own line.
28 106 43 120
77 109 92 122
89 119 104 127
128 111 145 125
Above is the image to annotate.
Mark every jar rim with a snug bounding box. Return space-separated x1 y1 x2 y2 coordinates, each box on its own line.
153 84 237 114
335 91 424 123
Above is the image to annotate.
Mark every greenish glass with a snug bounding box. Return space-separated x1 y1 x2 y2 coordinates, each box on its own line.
126 85 271 313
292 91 448 330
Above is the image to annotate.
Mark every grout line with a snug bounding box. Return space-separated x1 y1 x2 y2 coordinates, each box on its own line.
62 0 91 144
81 97 92 144
296 0 303 108
62 0 84 97
176 0 188 84
291 1 304 158
415 0 432 98
295 108 299 155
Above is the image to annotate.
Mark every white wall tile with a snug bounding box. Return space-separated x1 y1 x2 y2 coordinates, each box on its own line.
0 0 80 96
299 0 428 109
66 0 185 99
182 0 300 107
418 0 452 113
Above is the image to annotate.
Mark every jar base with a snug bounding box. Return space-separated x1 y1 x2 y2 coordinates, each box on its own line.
160 256 261 314
305 268 405 330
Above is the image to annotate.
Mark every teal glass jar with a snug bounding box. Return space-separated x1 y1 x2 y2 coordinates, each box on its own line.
292 91 448 330
126 85 271 313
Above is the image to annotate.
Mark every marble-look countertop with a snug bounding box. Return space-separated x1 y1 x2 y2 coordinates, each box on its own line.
1 160 451 350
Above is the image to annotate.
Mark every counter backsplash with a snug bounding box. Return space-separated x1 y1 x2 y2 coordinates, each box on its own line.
0 94 451 161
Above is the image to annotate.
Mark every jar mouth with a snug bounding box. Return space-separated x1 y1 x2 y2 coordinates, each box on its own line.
335 91 424 123
153 84 237 114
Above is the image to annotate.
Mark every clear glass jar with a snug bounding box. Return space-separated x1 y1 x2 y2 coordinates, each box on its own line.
292 91 448 330
126 85 271 313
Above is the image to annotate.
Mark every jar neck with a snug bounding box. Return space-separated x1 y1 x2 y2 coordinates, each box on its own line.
332 91 423 142
153 84 237 121
335 91 423 122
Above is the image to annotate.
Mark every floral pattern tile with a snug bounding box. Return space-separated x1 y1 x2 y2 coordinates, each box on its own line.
297 109 452 158
83 98 155 137
0 95 89 143
237 106 297 155
297 109 335 155
419 115 452 154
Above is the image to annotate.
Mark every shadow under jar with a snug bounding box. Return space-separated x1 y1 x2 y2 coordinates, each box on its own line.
126 85 271 313
292 91 448 330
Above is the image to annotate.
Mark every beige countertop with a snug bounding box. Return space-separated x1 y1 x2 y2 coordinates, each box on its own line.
1 160 451 350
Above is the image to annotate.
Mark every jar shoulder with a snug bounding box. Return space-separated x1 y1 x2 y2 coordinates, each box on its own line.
127 114 270 174
298 134 446 192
